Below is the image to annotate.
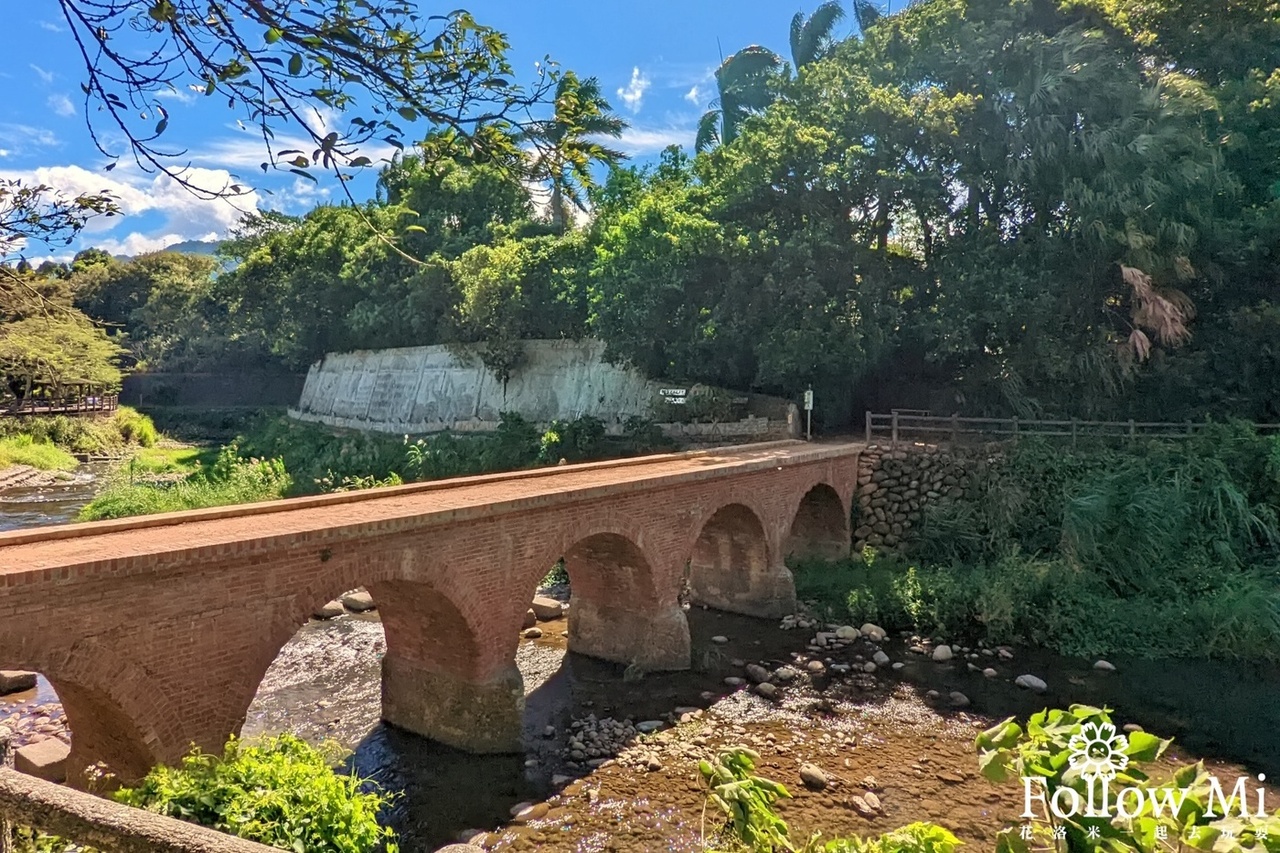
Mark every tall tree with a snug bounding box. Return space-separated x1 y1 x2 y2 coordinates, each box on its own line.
696 46 784 152
790 1 848 69
520 72 627 232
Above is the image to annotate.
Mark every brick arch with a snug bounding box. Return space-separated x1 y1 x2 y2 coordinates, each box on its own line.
687 502 773 612
784 482 851 562
0 636 183 785
516 523 690 671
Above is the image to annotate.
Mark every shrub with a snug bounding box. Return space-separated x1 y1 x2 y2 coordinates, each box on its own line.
78 446 290 521
0 436 78 471
111 408 157 447
114 734 397 853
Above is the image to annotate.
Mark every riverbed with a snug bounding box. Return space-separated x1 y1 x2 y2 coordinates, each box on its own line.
234 606 1280 850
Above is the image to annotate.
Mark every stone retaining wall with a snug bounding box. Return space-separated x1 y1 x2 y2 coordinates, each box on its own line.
852 443 975 554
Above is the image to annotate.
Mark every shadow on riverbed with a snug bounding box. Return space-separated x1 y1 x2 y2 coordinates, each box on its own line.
279 607 1280 850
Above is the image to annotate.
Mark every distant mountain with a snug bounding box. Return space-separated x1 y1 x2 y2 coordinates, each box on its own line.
159 239 224 256
110 239 224 261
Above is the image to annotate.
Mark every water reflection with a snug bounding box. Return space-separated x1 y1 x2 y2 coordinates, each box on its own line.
0 462 110 532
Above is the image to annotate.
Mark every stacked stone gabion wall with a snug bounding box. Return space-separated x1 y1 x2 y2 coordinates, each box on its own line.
852 443 973 553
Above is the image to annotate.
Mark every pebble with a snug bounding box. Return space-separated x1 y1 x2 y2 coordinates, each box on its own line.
931 645 953 662
512 802 549 823
724 677 746 687
949 691 970 708
807 660 825 673
799 763 828 790
773 666 798 683
1015 674 1048 693
745 664 770 684
982 668 998 678
860 623 887 642
891 662 905 671
711 635 730 644
872 650 891 666
862 662 877 673
852 795 875 816
636 720 664 734
756 682 779 699
1093 660 1117 672
646 756 663 772
521 627 543 639
864 791 882 811
1123 723 1144 734
836 626 859 641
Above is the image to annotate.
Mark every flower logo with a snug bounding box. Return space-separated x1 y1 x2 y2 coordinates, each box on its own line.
1068 722 1130 781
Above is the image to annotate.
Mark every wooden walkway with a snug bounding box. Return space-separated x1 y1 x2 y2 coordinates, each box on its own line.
1 395 118 417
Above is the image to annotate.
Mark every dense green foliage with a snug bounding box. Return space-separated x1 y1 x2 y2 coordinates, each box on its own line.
0 436 78 471
79 412 673 520
0 408 157 456
114 734 397 853
977 705 1280 852
79 446 291 521
795 425 1280 661
50 0 1280 429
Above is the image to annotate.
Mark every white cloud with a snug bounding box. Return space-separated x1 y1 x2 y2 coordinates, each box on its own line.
39 21 63 33
617 67 651 114
94 232 193 257
30 64 54 85
0 149 10 159
685 85 704 106
612 125 696 155
0 124 60 155
0 163 262 248
47 94 75 118
156 86 197 104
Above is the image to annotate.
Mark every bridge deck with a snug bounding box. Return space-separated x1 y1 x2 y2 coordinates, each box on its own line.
0 441 862 573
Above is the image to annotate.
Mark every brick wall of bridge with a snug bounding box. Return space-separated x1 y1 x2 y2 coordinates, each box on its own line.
0 443 860 782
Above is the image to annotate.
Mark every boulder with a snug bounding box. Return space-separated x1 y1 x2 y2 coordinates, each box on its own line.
522 609 538 630
521 627 543 639
14 739 69 783
1015 674 1048 693
756 682 779 699
745 664 770 684
313 600 344 619
341 590 375 612
872 650 891 666
531 596 565 621
799 763 829 790
931 645 954 662
0 671 37 694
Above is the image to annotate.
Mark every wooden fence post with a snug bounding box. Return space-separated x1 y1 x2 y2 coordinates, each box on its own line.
865 411 872 444
1129 419 1136 442
1071 418 1078 449
891 411 899 447
951 413 959 444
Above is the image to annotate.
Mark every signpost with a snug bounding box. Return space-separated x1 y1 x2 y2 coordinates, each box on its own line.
803 386 814 441
659 388 688 405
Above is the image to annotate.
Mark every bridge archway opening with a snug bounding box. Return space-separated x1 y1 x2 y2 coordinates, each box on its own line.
242 585 389 749
785 484 849 563
688 503 780 617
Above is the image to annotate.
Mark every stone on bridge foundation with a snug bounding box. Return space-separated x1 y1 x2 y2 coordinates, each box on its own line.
569 600 691 671
380 659 523 753
689 564 798 620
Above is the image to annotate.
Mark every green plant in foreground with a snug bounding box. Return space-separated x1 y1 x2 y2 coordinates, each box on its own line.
976 705 1280 853
114 734 397 853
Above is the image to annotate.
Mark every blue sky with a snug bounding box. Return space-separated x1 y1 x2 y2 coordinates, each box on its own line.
0 2 864 260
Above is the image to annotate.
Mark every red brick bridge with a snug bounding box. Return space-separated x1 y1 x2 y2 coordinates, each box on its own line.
0 440 861 783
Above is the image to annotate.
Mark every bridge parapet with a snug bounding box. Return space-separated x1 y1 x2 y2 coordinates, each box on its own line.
0 441 862 781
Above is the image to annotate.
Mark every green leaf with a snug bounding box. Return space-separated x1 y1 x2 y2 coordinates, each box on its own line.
397 107 418 122
1124 731 1171 762
288 53 304 76
264 27 283 44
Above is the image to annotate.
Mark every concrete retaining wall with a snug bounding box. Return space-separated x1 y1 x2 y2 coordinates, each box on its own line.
290 339 799 440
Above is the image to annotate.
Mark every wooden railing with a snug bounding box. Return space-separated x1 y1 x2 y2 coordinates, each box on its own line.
1 394 118 418
865 410 1280 446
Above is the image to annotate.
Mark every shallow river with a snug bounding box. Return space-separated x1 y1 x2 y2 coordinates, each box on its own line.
0 462 110 532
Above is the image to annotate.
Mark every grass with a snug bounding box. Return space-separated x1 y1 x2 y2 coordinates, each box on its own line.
78 449 291 521
122 445 220 476
0 436 78 471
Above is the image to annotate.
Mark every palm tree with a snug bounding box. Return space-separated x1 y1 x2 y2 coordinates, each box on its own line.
695 46 784 152
521 72 627 231
790 1 847 69
852 0 883 34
